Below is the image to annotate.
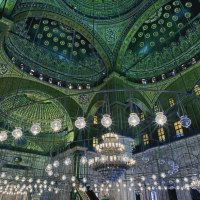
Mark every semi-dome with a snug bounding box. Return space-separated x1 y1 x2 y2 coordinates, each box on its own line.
0 91 70 133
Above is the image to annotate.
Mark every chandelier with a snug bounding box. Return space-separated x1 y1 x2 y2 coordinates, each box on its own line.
88 132 135 182
191 179 200 189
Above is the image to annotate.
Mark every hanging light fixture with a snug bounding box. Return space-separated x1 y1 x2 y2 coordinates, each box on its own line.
89 132 136 182
101 114 112 128
30 123 41 135
12 127 23 139
71 176 76 182
75 117 86 129
128 113 140 127
51 119 62 132
61 175 67 181
177 95 191 128
191 179 200 189
0 131 8 142
155 112 167 126
46 164 53 171
180 115 191 128
80 156 88 165
64 158 72 166
53 160 60 168
47 171 53 177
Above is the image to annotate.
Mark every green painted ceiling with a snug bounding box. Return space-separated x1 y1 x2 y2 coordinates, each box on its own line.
64 0 142 19
1 0 198 85
0 0 199 154
0 91 70 133
120 0 200 80
5 17 107 84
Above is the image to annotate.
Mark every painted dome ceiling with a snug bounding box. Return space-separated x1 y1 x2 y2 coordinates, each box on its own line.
0 91 71 133
1 0 198 87
5 17 107 86
117 0 200 82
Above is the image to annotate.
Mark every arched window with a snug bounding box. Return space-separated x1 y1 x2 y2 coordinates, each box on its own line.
140 112 145 121
158 128 165 142
194 85 200 95
169 98 175 107
143 134 149 145
154 105 159 113
174 121 184 137
93 116 98 125
93 137 98 147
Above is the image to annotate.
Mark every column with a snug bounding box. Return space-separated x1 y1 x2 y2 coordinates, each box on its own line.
176 189 192 200
157 189 169 200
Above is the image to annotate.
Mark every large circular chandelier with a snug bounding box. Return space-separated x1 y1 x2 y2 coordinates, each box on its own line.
88 132 135 182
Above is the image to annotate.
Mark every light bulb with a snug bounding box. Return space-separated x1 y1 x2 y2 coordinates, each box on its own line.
71 176 76 182
51 119 62 132
80 156 87 165
75 117 86 129
155 112 167 126
28 178 33 183
184 177 188 182
128 113 140 127
160 172 166 178
21 177 26 182
47 171 53 176
101 114 112 128
12 127 23 139
64 158 71 166
176 179 180 183
30 123 41 135
53 160 59 168
46 164 53 171
152 175 157 180
62 175 67 181
0 131 8 142
50 181 55 185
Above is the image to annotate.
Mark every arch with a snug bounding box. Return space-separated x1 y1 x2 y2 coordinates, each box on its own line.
0 77 82 121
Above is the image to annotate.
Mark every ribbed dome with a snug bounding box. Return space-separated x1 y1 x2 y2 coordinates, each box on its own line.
64 0 141 19
0 91 70 133
5 17 107 86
